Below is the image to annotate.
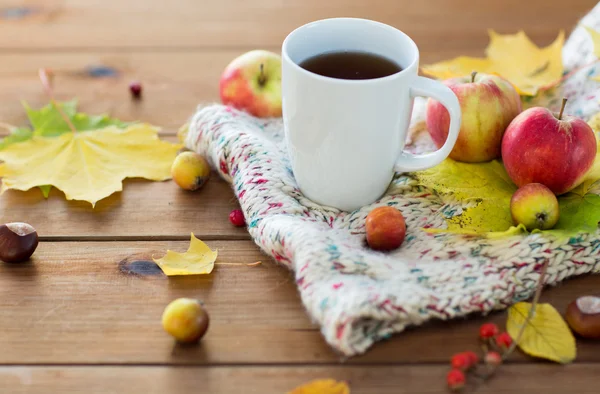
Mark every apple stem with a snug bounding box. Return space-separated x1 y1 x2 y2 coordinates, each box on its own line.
258 63 266 86
471 71 477 83
558 98 567 120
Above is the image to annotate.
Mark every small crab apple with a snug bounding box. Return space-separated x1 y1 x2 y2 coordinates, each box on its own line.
171 152 211 191
495 332 513 350
162 298 209 344
479 323 499 340
510 183 560 231
451 352 471 371
229 209 246 227
463 351 479 366
484 351 503 366
129 80 142 99
365 206 407 251
446 369 466 392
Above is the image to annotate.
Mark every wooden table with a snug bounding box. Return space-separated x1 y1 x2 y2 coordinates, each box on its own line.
1 1 599 392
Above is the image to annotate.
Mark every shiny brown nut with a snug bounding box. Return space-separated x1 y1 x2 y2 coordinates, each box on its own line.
565 296 600 339
0 222 39 263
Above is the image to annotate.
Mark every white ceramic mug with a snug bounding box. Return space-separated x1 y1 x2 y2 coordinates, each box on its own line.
281 18 461 212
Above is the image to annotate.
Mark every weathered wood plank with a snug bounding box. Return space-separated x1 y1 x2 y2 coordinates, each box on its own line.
0 0 592 52
1 365 599 394
0 52 237 132
1 241 599 365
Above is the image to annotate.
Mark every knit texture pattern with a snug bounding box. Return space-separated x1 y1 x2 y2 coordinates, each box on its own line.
183 4 600 357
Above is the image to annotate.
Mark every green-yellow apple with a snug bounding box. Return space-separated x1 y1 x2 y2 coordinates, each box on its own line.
510 183 559 231
426 72 521 163
219 50 282 118
501 98 597 195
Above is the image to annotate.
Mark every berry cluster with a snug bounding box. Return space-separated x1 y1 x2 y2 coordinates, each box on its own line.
446 323 514 392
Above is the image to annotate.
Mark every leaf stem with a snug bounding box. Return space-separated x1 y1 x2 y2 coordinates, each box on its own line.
38 68 78 134
502 259 550 360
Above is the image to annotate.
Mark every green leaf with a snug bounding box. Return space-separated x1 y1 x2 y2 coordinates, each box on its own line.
0 127 34 150
544 192 600 237
0 100 132 150
25 100 131 136
39 185 52 198
24 100 79 136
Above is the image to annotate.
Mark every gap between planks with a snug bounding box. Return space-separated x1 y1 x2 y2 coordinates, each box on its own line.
37 234 251 242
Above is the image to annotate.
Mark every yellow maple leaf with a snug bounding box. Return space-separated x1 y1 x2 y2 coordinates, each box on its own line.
0 124 181 206
506 302 576 364
153 233 218 276
421 30 565 96
288 379 350 394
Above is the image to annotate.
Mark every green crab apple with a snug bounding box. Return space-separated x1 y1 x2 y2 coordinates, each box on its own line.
219 50 282 118
426 71 521 163
510 183 559 231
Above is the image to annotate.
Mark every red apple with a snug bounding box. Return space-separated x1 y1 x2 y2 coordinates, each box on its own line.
426 71 521 163
501 99 597 195
219 50 282 118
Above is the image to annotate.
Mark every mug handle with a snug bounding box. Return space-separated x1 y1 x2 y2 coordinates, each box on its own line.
394 76 461 172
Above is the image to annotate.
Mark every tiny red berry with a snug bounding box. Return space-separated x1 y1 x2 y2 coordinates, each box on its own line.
495 332 513 350
479 323 499 339
463 350 479 366
446 369 466 392
129 81 142 99
229 209 246 227
485 351 502 366
450 352 471 371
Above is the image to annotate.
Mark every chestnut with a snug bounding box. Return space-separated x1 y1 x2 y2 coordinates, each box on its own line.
565 295 600 339
0 222 39 263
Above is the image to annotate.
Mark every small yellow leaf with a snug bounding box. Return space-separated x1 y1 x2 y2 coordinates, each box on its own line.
288 379 350 394
0 124 181 206
506 302 576 364
422 30 564 96
153 233 218 276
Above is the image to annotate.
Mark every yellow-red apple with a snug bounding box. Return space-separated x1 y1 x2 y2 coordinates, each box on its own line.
510 183 559 231
501 99 597 195
426 72 521 163
219 50 282 118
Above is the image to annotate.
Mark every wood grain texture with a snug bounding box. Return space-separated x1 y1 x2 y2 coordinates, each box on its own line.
1 365 600 394
0 52 236 132
1 241 599 365
0 0 593 51
2 0 600 389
